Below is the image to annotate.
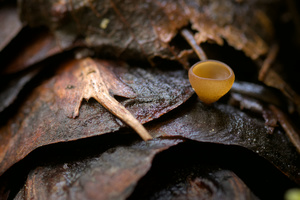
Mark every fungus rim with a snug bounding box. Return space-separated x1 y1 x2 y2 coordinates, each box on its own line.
189 60 234 82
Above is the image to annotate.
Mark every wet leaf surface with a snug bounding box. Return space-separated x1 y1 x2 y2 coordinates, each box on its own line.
19 0 281 63
0 3 22 52
148 98 300 184
0 58 193 176
11 138 183 200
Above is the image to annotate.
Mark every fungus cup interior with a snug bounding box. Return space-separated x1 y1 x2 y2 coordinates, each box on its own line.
188 60 235 104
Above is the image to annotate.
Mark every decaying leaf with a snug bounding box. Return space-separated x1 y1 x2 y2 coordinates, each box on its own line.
3 135 293 199
1 29 62 74
262 69 300 113
61 57 152 140
148 98 300 184
229 92 278 134
130 167 259 200
0 58 193 176
19 0 280 64
185 170 258 200
11 144 259 200
231 81 283 107
0 68 40 112
12 139 183 200
0 1 299 199
269 105 300 153
128 139 295 199
0 3 22 52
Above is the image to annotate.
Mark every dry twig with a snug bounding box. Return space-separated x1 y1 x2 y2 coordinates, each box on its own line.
258 43 279 81
180 29 207 61
74 58 153 141
269 105 300 153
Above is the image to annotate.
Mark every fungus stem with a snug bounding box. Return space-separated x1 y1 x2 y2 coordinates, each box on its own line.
180 29 207 61
258 43 279 81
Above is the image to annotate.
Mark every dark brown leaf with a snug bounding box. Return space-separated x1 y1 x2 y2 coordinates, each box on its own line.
19 0 280 63
148 99 300 184
263 69 300 114
186 170 257 200
131 168 258 200
13 139 183 200
229 92 278 134
0 58 193 175
0 3 22 52
2 30 62 74
128 139 296 199
231 81 283 107
0 68 40 112
269 105 300 154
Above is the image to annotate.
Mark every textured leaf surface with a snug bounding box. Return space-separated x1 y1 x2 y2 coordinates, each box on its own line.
13 139 183 200
0 58 193 175
0 68 39 112
148 98 300 183
0 3 22 52
130 168 258 200
19 0 279 63
57 57 152 140
1 30 61 74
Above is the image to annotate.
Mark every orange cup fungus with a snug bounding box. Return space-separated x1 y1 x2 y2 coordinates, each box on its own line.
188 60 235 104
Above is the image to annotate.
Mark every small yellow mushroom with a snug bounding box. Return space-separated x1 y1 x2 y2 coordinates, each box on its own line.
188 60 235 104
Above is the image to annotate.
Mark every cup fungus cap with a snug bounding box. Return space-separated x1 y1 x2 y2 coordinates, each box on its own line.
188 60 235 104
